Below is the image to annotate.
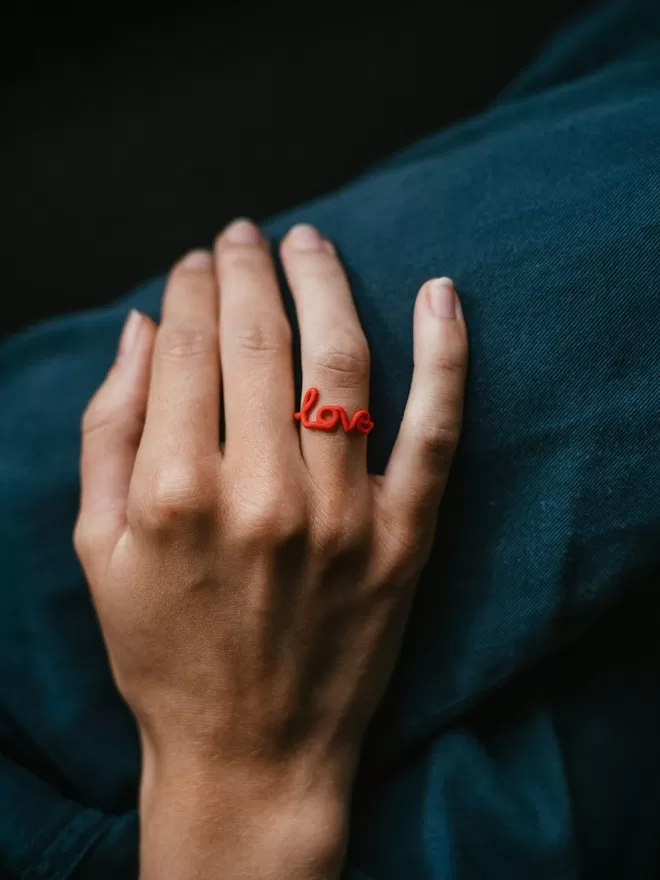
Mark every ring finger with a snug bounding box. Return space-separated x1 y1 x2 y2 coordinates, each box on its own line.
280 224 372 490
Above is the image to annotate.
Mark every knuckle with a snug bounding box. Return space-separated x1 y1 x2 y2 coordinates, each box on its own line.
232 320 292 357
73 517 108 571
81 394 112 437
157 324 216 360
81 394 145 442
236 510 277 544
418 420 461 461
72 517 91 558
279 507 308 542
138 462 215 527
430 351 466 380
272 504 308 543
313 333 370 387
235 492 306 544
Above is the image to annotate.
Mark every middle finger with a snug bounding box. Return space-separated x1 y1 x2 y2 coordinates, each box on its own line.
215 219 298 472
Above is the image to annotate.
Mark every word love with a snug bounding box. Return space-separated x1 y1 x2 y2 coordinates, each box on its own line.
294 387 374 435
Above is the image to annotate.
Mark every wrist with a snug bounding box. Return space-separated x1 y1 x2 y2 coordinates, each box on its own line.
139 746 354 880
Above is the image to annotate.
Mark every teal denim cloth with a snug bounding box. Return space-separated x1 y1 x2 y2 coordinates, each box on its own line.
1 1 659 877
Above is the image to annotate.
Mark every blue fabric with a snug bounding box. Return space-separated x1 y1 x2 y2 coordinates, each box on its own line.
1 1 659 877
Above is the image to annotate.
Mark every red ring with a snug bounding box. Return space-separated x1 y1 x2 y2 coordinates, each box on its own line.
294 387 374 435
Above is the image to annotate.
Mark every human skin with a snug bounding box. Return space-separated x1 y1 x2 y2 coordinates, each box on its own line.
73 219 469 879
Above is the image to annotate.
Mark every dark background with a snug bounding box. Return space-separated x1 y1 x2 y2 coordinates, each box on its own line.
1 1 592 339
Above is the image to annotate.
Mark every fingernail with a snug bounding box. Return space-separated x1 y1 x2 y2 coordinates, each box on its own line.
117 310 143 362
428 278 457 318
180 249 213 269
222 218 262 245
287 224 323 251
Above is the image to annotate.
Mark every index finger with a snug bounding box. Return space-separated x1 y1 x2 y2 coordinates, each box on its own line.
76 310 156 580
136 250 221 467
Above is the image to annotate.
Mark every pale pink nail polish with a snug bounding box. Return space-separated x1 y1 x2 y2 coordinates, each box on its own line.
428 278 457 318
180 250 213 270
117 310 142 362
222 218 262 245
287 224 323 251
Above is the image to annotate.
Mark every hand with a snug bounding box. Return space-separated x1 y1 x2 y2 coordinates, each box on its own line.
74 220 468 879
